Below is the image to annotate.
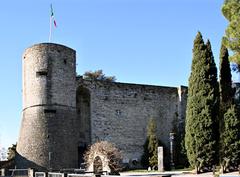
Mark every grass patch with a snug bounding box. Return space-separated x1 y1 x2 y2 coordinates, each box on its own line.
123 167 193 173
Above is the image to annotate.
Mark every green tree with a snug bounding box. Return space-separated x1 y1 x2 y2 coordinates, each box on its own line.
185 32 219 172
220 105 240 171
141 118 158 168
222 0 240 68
141 138 150 168
147 118 158 168
219 42 233 107
219 42 235 168
83 70 116 82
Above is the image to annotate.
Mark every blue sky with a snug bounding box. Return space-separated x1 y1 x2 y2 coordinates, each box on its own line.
0 0 230 148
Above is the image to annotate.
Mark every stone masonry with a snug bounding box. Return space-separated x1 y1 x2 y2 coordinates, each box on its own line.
17 43 78 170
77 79 187 167
16 43 187 170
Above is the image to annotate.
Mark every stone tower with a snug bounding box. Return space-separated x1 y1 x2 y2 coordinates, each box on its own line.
16 43 78 170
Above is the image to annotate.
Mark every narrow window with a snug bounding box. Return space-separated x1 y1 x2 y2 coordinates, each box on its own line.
36 70 48 76
44 109 56 113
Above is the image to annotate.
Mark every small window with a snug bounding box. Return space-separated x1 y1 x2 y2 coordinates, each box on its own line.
64 59 67 64
134 93 138 98
44 109 56 113
36 70 48 76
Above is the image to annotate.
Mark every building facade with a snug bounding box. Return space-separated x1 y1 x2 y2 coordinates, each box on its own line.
16 43 187 170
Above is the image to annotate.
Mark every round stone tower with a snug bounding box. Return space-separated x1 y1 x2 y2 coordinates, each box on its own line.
16 43 78 170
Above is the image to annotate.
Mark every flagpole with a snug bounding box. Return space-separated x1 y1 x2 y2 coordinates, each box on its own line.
49 12 52 42
49 4 57 42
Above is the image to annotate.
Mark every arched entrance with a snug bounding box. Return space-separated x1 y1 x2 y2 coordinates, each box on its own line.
76 86 91 167
93 156 103 173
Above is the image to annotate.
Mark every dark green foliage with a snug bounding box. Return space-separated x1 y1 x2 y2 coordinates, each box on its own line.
219 42 233 107
222 0 240 68
171 112 189 168
206 41 220 163
83 70 116 82
147 118 158 168
185 32 219 171
220 105 240 170
174 133 189 168
219 42 235 168
141 138 150 167
141 118 158 168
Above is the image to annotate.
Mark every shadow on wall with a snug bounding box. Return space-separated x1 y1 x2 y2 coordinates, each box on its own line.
15 152 47 171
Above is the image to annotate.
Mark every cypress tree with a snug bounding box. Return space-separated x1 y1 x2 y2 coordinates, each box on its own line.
219 42 232 166
219 43 233 108
141 138 150 168
185 32 218 172
141 118 158 168
221 105 240 171
147 118 158 168
206 40 220 165
219 42 240 171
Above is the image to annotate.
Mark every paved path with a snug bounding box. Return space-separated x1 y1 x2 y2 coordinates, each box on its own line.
119 171 240 177
174 172 239 177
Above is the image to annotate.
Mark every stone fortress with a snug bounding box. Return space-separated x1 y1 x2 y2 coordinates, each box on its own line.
16 43 188 171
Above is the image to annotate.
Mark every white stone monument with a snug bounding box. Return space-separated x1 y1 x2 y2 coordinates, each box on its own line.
158 146 164 172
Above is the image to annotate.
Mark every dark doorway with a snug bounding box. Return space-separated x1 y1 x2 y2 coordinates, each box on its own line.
76 86 91 168
76 87 91 146
93 156 103 173
78 144 87 168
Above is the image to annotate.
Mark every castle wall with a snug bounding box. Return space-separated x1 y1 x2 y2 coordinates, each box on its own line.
77 79 187 166
17 42 188 170
76 87 91 146
17 43 78 170
22 44 76 108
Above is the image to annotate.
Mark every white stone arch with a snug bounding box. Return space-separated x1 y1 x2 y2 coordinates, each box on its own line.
87 152 111 173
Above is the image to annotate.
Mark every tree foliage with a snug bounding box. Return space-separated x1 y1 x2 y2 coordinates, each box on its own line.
141 118 158 168
141 138 150 168
185 32 219 172
222 0 240 68
0 144 16 169
7 144 16 161
84 141 122 174
219 42 233 108
218 42 240 171
83 70 116 82
147 118 158 167
219 42 233 166
0 147 7 161
220 105 240 171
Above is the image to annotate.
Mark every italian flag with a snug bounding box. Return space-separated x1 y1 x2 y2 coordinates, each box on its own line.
51 4 57 27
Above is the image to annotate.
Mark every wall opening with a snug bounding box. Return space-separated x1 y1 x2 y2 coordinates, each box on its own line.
76 86 91 166
93 156 103 173
78 144 87 167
